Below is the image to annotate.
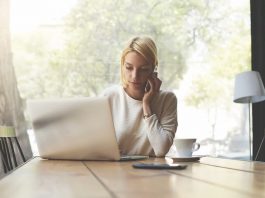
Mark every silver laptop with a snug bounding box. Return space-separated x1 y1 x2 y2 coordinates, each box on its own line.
27 96 148 161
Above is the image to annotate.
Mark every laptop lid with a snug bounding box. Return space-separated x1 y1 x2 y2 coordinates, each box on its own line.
27 96 121 160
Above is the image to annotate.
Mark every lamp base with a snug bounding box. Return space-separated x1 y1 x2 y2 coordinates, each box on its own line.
254 129 265 161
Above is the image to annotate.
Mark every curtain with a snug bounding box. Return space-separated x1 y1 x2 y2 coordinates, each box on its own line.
0 0 33 178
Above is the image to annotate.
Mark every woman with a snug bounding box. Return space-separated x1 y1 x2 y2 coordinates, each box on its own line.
103 36 178 157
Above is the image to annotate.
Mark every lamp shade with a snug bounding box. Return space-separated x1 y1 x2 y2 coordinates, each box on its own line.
234 71 265 103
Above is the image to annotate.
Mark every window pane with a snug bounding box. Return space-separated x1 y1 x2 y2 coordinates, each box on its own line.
11 0 250 159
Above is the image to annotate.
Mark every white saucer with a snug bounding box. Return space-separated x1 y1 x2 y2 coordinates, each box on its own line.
168 156 203 162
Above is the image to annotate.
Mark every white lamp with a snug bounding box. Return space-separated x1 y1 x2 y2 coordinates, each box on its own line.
234 71 265 160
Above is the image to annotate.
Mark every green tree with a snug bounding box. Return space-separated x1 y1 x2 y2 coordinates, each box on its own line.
12 0 248 100
48 0 214 96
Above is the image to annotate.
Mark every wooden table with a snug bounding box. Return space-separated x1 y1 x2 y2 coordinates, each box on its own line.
0 156 265 198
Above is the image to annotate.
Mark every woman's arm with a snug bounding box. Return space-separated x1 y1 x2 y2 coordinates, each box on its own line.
142 72 161 117
142 73 177 156
144 92 178 157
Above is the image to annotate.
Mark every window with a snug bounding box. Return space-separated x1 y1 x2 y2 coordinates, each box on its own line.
11 0 251 159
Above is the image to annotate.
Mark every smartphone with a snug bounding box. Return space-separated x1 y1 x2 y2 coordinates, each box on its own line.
132 163 187 170
145 81 151 92
145 71 158 92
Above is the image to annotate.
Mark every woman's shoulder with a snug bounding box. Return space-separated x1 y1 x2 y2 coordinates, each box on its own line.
101 85 123 97
152 90 178 108
153 90 177 111
158 90 177 101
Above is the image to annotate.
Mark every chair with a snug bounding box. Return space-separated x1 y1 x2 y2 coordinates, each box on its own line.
0 126 26 173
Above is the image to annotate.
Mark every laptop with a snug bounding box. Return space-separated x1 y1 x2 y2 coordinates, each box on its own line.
27 96 148 161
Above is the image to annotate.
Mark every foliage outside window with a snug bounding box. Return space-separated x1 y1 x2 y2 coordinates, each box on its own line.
11 0 250 159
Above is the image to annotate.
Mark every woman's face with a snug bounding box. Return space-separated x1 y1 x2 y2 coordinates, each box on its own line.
123 51 154 92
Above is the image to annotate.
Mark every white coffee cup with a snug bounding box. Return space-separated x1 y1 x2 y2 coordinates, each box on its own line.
174 138 200 157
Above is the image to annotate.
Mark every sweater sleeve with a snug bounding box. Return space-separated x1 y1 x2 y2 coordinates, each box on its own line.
144 92 178 157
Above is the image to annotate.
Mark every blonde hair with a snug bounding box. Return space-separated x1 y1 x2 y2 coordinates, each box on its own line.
120 36 158 87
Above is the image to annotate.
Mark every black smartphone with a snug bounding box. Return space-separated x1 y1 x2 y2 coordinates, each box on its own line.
145 71 158 92
145 81 151 92
132 163 187 170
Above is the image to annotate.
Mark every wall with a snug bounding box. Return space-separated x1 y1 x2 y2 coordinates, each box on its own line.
251 0 265 161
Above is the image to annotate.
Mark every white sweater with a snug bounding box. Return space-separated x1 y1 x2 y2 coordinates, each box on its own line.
103 85 178 157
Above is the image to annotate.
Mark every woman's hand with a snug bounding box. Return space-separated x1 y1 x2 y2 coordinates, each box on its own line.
142 72 162 116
